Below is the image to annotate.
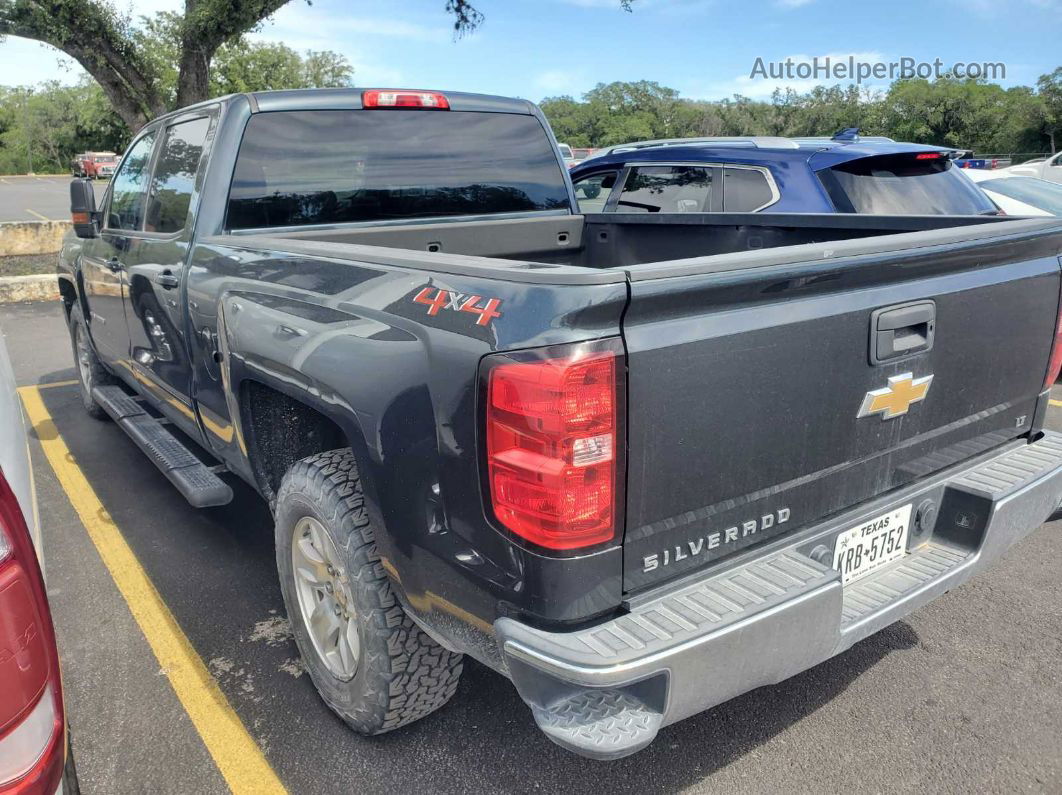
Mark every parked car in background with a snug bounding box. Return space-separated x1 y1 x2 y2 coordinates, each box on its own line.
0 339 78 793
950 149 1013 170
569 137 998 215
581 136 768 161
70 152 117 179
1005 151 1062 184
962 169 1062 216
557 142 578 169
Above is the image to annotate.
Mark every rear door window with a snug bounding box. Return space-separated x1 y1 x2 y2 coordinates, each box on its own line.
722 167 776 212
819 153 997 215
145 116 211 234
573 171 619 213
227 110 570 229
615 166 714 213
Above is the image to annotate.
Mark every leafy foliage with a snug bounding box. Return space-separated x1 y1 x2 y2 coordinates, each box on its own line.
133 11 352 106
0 79 126 173
0 0 484 130
0 35 350 174
541 74 1061 157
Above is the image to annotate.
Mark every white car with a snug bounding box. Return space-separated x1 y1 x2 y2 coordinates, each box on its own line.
0 340 79 793
557 143 582 169
1002 151 1062 185
961 169 1062 216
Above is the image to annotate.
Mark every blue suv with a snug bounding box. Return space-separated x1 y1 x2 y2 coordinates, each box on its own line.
568 132 997 216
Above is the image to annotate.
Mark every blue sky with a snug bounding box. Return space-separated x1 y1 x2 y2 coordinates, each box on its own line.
0 0 1057 101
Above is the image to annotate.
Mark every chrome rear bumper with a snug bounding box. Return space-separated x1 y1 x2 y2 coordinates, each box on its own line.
496 432 1062 759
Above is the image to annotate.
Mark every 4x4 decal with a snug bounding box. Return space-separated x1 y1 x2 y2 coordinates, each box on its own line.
413 287 502 327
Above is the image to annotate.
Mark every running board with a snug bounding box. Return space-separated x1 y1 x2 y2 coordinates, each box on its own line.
91 385 233 508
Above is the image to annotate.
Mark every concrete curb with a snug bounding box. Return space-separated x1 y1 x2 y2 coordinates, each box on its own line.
0 220 70 256
0 275 59 304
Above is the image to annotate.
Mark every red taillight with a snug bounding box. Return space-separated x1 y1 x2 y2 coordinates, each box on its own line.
1045 295 1062 390
361 90 450 110
915 152 943 160
484 341 624 551
0 469 64 794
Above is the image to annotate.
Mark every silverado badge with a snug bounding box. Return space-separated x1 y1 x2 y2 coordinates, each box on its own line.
857 373 933 420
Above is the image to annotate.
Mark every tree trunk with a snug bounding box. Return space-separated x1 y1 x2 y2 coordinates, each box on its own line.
93 73 155 132
175 41 215 109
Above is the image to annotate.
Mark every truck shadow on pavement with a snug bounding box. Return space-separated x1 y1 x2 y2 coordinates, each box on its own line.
35 375 920 794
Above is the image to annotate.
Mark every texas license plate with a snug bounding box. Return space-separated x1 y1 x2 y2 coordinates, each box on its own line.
832 504 911 585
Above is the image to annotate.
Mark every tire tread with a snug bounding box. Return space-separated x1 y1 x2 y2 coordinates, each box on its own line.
277 448 463 734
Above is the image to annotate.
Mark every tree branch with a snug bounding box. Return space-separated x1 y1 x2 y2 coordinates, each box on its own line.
0 0 163 127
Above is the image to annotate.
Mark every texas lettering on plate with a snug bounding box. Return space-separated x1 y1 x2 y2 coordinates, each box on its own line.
832 504 912 585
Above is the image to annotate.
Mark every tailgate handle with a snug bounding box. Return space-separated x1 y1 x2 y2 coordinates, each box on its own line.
870 301 935 364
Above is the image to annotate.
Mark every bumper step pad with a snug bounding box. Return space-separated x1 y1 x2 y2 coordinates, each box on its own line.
92 385 232 508
840 542 968 627
530 690 662 761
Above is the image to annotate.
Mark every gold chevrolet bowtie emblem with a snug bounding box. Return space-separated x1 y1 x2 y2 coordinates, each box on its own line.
857 373 933 420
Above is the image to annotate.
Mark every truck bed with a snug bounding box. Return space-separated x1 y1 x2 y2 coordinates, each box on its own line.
225 211 1013 270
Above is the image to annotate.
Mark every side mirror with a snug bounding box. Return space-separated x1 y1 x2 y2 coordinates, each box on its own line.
69 179 99 238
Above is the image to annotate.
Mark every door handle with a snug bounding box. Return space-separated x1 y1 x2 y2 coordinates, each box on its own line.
155 271 180 290
870 301 935 364
105 257 122 273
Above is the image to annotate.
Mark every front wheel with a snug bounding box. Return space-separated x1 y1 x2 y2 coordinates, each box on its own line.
275 448 463 734
68 304 117 420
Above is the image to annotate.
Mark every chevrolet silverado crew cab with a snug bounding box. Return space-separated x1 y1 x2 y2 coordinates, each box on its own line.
56 88 1062 760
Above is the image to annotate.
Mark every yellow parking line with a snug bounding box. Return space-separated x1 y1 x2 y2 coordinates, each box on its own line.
25 208 49 221
36 379 79 390
18 386 286 795
1050 400 1062 408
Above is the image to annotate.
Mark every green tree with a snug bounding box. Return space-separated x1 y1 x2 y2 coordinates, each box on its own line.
0 78 126 173
0 27 352 172
1038 67 1062 152
539 71 1060 155
134 11 352 104
0 0 483 131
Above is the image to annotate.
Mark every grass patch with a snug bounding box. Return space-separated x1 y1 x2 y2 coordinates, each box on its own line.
0 253 57 277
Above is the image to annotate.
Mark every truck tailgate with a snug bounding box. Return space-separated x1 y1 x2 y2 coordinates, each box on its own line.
621 220 1062 592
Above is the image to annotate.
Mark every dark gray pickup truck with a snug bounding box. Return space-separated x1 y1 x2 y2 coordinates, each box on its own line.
56 88 1062 759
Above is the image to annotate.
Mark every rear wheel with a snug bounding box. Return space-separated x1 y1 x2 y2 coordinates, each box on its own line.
275 448 463 734
68 304 116 420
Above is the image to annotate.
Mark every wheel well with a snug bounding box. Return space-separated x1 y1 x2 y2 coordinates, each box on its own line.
240 380 349 502
58 278 77 322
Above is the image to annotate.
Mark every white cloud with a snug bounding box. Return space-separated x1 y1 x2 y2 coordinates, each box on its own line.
552 0 714 12
261 6 450 43
552 0 620 6
0 38 83 85
534 70 586 95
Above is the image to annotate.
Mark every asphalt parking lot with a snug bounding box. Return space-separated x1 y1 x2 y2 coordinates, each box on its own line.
3 298 1062 793
0 175 107 222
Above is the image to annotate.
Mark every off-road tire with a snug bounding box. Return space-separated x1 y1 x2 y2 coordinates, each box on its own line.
275 448 463 734
68 303 117 420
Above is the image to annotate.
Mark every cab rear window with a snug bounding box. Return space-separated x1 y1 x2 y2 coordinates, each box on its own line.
227 110 570 230
818 153 996 215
